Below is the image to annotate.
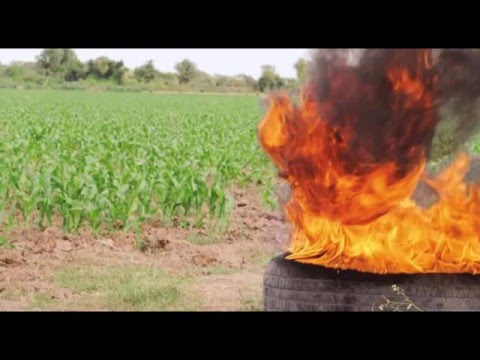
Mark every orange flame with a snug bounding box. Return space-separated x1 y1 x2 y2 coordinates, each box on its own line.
258 50 480 274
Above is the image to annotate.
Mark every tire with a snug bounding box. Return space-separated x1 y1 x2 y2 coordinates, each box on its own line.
264 255 480 311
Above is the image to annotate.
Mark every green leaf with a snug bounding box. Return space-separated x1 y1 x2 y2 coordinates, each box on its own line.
0 236 15 249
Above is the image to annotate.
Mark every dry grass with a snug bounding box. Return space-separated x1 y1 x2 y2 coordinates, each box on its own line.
374 285 423 312
30 265 195 311
238 287 263 311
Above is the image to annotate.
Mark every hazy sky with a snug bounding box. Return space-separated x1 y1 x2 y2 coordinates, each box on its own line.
0 49 310 78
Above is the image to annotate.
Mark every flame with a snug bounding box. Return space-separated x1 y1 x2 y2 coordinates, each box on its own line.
258 49 480 274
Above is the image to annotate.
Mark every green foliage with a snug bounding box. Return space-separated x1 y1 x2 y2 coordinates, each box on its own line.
36 49 80 76
175 59 197 84
85 57 126 84
0 89 274 233
134 60 157 83
1 51 272 94
0 236 15 249
87 57 110 77
258 65 284 92
5 64 23 80
64 61 87 82
36 49 65 75
430 102 480 164
294 58 308 84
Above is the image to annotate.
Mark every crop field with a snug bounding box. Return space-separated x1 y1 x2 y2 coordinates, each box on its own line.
0 89 276 233
0 89 285 311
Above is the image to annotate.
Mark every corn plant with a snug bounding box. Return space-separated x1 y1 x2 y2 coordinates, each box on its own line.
0 89 276 233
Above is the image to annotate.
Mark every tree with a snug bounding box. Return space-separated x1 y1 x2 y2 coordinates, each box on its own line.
37 49 84 84
60 49 80 70
294 58 308 84
87 57 111 78
85 57 126 84
36 49 79 75
276 76 285 89
110 61 127 85
134 60 157 83
64 59 86 81
175 59 197 84
258 65 284 92
36 49 64 76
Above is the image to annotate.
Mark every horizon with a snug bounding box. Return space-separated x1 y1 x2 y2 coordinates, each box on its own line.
0 49 311 79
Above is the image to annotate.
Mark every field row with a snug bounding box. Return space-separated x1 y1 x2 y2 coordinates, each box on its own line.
0 90 275 232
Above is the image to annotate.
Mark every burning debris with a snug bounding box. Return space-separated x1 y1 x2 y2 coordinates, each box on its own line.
258 49 480 274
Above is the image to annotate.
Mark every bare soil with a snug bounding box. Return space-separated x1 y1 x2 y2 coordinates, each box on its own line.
0 186 289 311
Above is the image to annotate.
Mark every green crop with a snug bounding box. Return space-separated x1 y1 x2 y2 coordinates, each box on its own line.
0 89 275 233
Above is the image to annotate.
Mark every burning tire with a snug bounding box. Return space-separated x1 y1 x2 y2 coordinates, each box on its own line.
264 255 480 311
259 50 480 310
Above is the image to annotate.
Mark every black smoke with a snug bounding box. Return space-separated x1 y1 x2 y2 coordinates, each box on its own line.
306 49 480 173
306 49 438 179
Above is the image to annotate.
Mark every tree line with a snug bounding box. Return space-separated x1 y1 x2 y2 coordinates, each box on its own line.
0 49 309 94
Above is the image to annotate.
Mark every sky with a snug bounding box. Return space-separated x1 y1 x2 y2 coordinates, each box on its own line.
0 49 310 78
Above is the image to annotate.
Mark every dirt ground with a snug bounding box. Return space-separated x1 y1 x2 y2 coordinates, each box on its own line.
0 187 290 311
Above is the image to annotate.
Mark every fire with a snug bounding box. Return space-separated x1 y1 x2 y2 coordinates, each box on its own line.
258 49 480 274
